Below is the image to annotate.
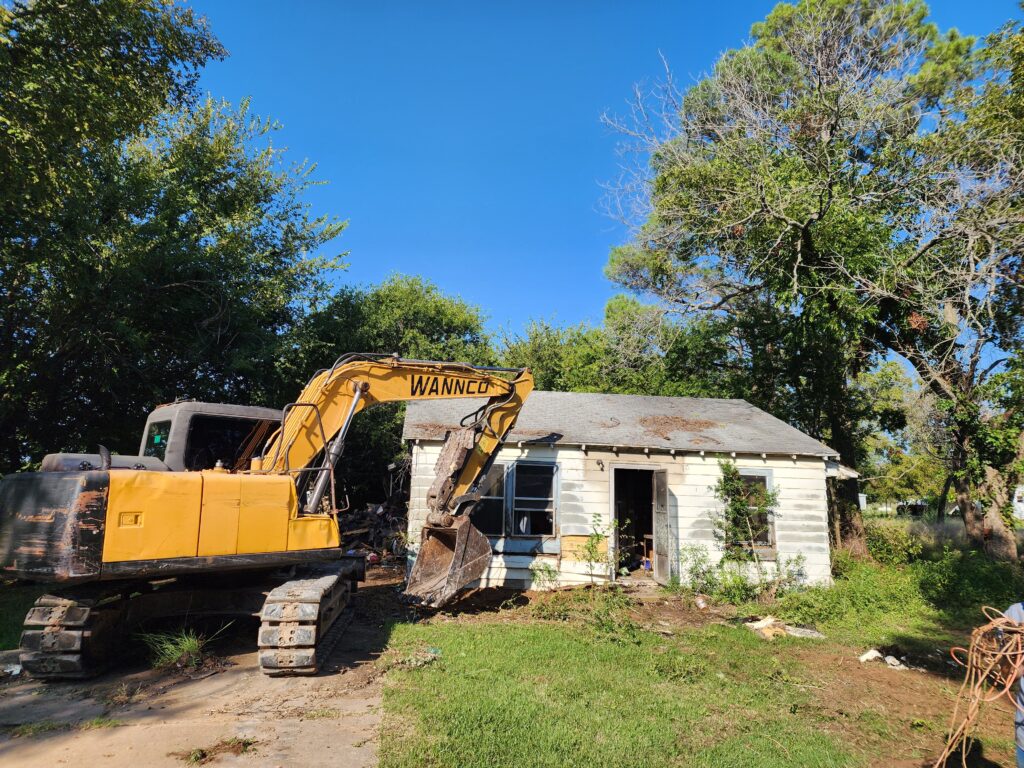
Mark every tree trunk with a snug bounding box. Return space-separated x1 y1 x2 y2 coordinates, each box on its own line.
827 476 868 557
957 474 1018 562
825 399 868 556
937 474 954 525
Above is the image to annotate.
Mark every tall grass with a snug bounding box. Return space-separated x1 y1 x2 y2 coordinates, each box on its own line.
138 622 232 669
769 527 1024 647
139 628 207 669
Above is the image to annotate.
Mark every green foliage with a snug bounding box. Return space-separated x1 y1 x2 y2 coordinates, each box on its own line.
607 0 1024 553
500 296 744 398
776 560 927 630
0 0 225 223
776 544 1024 645
501 320 611 392
138 625 226 669
828 548 856 579
0 2 344 473
912 547 1024 617
711 461 777 562
578 514 611 581
864 521 923 566
528 561 560 590
678 544 806 604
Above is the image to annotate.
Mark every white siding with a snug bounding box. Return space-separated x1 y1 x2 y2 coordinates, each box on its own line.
406 442 832 588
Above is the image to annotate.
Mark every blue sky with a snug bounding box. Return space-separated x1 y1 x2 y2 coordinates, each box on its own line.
195 0 1020 334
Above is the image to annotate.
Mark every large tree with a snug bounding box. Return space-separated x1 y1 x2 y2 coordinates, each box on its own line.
607 0 1024 558
0 1 344 470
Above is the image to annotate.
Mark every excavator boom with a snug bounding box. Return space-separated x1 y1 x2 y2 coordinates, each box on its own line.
257 354 534 605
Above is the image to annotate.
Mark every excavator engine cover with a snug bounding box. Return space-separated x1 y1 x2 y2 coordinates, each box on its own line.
405 515 491 608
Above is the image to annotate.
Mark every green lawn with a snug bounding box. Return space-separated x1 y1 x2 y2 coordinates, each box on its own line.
377 575 1017 768
381 603 855 767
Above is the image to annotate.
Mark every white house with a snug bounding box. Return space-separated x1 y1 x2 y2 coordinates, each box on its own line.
402 391 837 588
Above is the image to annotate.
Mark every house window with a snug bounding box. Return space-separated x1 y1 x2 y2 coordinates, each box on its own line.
470 461 557 538
473 463 506 536
511 463 556 537
738 472 774 550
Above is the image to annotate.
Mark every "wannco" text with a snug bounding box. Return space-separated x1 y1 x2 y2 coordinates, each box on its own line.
410 376 491 397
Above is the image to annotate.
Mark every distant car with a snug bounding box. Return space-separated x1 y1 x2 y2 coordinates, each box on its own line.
896 500 928 517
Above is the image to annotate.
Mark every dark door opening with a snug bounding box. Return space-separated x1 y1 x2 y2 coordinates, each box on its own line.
614 469 655 577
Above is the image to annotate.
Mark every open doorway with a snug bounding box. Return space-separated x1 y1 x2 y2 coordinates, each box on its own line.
613 468 655 579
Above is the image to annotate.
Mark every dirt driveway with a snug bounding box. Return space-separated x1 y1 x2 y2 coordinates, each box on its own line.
0 568 405 768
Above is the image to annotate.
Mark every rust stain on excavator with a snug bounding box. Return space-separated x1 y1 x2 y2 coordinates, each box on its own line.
13 540 48 558
0 471 108 581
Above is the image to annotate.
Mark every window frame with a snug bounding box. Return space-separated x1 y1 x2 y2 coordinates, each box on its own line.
473 461 508 537
143 420 172 462
507 460 559 540
736 468 777 557
471 460 559 540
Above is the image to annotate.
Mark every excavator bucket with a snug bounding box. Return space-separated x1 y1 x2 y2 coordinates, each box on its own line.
404 516 492 608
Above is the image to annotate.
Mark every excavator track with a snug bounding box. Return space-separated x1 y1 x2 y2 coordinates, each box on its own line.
18 563 361 681
20 591 126 680
258 563 354 676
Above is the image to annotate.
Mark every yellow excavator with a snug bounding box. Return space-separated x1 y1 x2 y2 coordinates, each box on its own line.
0 354 533 678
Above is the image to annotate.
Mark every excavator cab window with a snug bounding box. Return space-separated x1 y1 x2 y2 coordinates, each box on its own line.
183 415 277 471
143 421 172 461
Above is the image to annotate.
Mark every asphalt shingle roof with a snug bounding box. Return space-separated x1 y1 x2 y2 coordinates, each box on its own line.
402 391 836 457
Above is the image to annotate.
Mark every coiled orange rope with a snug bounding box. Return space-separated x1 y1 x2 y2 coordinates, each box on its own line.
934 607 1024 767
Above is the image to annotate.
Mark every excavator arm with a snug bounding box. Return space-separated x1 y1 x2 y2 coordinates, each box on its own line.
255 354 534 606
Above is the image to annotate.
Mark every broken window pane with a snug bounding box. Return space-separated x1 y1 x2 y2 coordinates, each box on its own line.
512 464 555 536
473 463 505 536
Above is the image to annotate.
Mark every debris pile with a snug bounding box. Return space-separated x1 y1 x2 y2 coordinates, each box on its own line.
858 648 909 670
743 615 825 640
340 501 407 564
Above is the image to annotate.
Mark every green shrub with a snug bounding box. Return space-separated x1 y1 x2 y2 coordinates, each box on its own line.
865 521 923 567
678 545 806 604
775 559 926 627
912 546 1024 616
774 545 1024 644
529 584 640 642
829 548 856 579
